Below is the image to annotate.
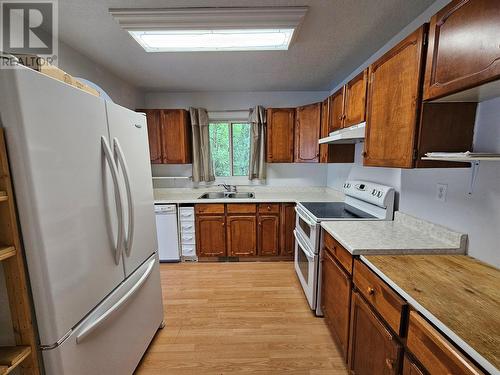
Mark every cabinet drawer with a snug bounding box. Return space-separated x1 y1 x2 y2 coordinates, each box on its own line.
323 231 353 274
407 311 483 375
179 222 195 233
353 259 406 335
181 244 196 257
179 208 195 221
181 233 196 245
227 204 257 214
258 203 280 214
195 204 225 215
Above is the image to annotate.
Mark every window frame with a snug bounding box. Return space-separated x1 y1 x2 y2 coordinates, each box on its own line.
209 120 251 178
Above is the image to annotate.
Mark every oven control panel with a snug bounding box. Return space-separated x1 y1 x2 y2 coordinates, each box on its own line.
343 180 395 208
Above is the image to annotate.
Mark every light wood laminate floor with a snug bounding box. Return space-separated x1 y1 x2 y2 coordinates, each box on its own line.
135 262 347 374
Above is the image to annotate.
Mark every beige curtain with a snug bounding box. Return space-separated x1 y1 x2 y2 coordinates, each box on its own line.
189 107 215 183
248 105 267 180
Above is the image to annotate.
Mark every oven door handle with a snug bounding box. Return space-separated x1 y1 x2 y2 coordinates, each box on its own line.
293 230 315 259
295 206 317 228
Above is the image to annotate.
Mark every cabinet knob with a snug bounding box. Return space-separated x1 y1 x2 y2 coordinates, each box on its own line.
338 116 342 120
367 287 375 296
221 222 225 227
267 205 271 210
362 151 368 157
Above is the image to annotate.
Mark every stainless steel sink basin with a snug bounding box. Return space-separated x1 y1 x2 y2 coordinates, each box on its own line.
198 192 254 199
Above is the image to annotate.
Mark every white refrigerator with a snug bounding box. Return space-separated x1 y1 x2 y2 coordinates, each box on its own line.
0 64 164 374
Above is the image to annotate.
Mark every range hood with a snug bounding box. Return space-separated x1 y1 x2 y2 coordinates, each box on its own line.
318 122 366 144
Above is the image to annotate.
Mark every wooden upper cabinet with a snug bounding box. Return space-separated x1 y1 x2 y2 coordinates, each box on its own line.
329 88 345 132
196 215 226 257
227 215 257 257
258 215 280 256
322 248 352 361
344 69 368 127
161 109 192 164
266 108 295 163
364 25 427 168
280 203 295 257
319 98 330 163
294 102 321 163
423 0 500 100
348 291 403 375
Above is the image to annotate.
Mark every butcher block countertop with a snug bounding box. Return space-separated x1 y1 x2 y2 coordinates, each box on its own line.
362 254 500 374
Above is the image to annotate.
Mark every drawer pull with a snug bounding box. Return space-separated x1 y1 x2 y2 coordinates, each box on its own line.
367 287 376 296
385 358 394 370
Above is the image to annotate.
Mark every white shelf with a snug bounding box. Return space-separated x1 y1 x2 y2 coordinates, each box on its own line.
421 156 500 162
421 155 500 194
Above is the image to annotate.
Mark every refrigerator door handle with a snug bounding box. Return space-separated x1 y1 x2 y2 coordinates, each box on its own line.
113 137 134 257
75 257 156 344
101 136 125 265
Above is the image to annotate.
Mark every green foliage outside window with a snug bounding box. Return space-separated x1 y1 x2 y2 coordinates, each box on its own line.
209 122 250 177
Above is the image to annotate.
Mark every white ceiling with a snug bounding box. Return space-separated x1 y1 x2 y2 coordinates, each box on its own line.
57 0 436 92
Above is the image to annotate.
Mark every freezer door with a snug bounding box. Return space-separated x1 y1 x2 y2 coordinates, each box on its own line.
43 254 164 375
0 66 126 345
106 102 158 276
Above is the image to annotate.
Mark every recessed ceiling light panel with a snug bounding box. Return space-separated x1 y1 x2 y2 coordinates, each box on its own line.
110 7 307 52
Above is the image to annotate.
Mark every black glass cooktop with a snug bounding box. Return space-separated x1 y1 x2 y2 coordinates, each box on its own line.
300 202 376 220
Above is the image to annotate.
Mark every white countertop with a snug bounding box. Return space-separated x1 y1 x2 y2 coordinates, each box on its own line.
321 211 467 255
154 186 344 204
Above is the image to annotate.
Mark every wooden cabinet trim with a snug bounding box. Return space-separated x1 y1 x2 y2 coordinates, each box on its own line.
353 259 407 335
407 311 484 375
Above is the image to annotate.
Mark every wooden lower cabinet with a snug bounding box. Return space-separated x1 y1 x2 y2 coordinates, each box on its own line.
280 203 295 256
195 215 226 257
402 355 425 375
321 248 351 361
258 215 279 256
348 291 402 375
227 216 257 257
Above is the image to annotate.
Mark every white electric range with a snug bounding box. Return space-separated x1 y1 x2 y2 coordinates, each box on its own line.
293 180 395 315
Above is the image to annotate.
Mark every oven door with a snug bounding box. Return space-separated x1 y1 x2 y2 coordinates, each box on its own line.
295 205 319 249
294 230 318 310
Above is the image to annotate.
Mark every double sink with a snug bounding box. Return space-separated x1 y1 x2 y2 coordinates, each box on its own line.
198 192 255 199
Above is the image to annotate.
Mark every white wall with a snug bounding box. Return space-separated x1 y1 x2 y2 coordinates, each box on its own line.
57 40 143 109
326 0 500 267
146 90 329 187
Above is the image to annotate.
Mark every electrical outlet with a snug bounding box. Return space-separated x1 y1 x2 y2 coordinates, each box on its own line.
436 183 448 202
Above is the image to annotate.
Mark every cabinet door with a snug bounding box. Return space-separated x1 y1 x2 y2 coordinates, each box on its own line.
348 291 402 375
329 88 345 132
321 249 351 361
139 109 162 164
196 215 226 257
294 102 321 163
364 25 427 168
161 109 192 164
424 0 500 100
266 108 295 163
258 215 280 256
227 216 257 257
280 203 296 256
344 70 368 128
402 355 425 375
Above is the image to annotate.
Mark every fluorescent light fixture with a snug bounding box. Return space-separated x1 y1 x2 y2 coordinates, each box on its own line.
129 29 295 52
110 7 307 52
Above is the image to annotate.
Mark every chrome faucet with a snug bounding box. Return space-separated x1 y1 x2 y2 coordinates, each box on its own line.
218 183 237 193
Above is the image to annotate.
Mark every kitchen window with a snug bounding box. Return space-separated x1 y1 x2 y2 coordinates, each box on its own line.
209 122 250 177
